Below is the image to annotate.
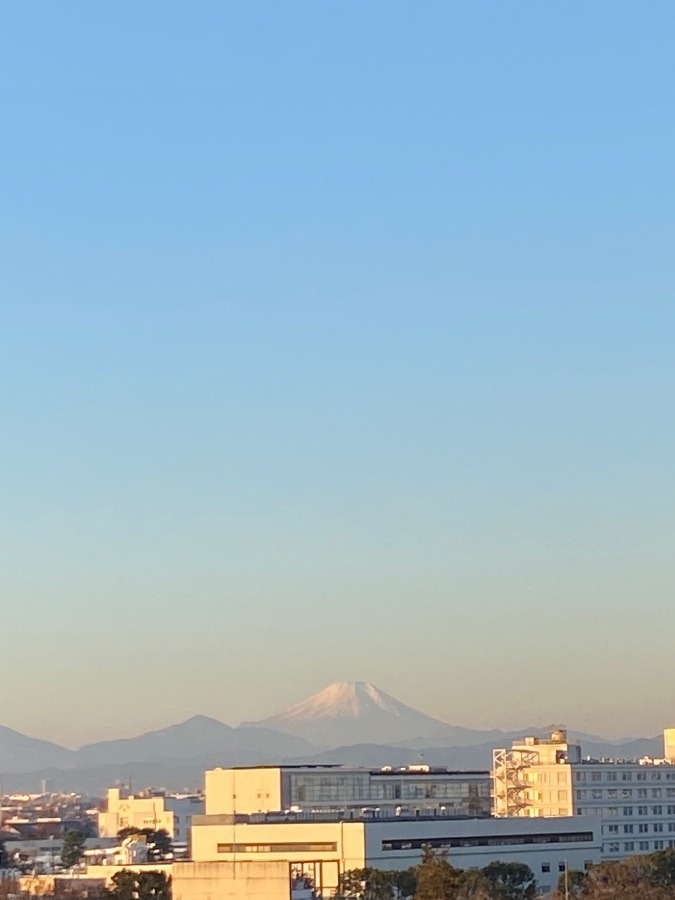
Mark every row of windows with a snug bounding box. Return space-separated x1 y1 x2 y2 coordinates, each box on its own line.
577 788 672 800
381 832 594 851
288 774 488 804
606 823 675 834
217 842 337 854
577 806 669 817
576 770 675 783
607 840 674 853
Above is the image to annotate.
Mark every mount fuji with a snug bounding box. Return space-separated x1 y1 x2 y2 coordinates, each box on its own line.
244 680 508 748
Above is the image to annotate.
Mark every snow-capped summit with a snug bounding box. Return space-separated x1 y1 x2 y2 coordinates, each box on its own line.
269 681 414 722
245 681 486 748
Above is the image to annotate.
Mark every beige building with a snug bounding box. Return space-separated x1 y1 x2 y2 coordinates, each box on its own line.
493 727 675 860
173 861 292 900
205 764 491 818
189 812 600 897
98 788 203 842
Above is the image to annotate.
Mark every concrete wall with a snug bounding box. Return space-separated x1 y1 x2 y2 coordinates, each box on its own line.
173 861 290 900
205 769 283 816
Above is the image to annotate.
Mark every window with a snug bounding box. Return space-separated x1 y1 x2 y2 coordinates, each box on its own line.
607 825 619 834
608 843 620 853
653 789 662 798
380 831 595 851
607 772 618 782
638 807 648 815
639 841 649 850
653 806 663 815
608 789 618 799
217 842 338 854
622 773 633 781
652 773 662 781
541 864 550 873
622 789 633 798
623 825 634 834
638 773 647 781
668 824 675 833
592 790 602 799
623 807 633 816
558 863 566 872
639 824 649 833
592 773 602 782
576 773 585 783
654 824 664 833
624 842 634 851
638 789 647 798
655 840 665 850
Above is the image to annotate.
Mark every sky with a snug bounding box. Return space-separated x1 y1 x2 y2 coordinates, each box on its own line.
1 1 674 748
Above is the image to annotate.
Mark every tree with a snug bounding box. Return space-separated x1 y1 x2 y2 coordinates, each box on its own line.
116 828 173 861
481 861 537 900
61 829 87 869
339 866 416 900
414 848 466 900
642 848 675 891
552 869 586 900
109 870 170 900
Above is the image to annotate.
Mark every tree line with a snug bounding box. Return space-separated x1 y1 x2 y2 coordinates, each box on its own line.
339 848 537 900
340 847 675 900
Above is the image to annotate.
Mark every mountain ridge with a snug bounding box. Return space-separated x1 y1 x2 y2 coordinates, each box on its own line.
0 681 663 791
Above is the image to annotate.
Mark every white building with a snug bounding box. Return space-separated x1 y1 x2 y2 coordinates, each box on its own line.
493 727 675 860
98 788 203 843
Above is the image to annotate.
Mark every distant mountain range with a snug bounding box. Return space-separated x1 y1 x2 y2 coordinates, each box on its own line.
0 681 664 793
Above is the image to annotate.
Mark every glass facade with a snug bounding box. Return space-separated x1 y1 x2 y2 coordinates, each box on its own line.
282 769 490 817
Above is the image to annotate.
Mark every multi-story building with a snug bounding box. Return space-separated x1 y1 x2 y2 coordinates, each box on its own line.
205 764 491 819
188 764 600 899
98 788 203 843
493 727 675 860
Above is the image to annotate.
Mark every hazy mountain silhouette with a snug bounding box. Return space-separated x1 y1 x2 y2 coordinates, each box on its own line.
0 682 664 792
75 715 312 766
0 724 74 774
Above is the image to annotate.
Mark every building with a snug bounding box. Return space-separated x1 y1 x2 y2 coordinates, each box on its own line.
188 812 600 898
205 764 491 819
188 762 600 898
98 788 203 843
493 727 675 860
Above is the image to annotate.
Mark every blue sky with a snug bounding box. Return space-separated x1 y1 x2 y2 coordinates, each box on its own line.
1 2 674 746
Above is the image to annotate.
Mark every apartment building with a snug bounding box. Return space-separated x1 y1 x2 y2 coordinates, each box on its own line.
493 727 675 860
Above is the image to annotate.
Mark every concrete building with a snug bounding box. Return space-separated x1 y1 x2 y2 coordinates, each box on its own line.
98 788 203 843
189 812 600 897
493 727 675 860
205 764 491 819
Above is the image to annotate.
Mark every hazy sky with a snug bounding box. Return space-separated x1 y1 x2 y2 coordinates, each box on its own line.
2 2 674 748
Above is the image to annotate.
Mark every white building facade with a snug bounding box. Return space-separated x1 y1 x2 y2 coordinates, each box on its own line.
493 728 675 860
98 788 203 842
